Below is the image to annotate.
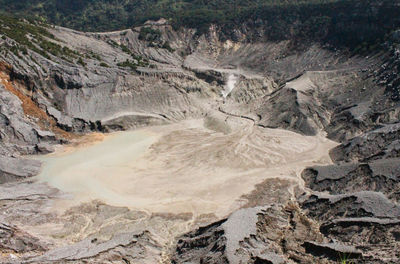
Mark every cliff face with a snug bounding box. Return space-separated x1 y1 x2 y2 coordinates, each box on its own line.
0 16 399 263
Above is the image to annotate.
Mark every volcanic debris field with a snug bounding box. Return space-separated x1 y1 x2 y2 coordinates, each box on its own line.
0 12 400 264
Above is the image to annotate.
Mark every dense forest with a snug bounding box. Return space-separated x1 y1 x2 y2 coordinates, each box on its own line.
2 1 328 31
1 0 400 49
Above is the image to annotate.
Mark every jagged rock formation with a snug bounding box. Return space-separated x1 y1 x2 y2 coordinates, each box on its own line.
299 123 400 262
172 203 367 264
0 16 399 264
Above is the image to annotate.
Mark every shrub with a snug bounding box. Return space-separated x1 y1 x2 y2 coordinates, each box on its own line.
162 41 175 52
139 27 161 41
117 59 137 71
77 57 86 66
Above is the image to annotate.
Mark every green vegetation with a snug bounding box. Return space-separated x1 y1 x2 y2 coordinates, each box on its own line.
132 55 150 67
117 52 151 71
99 62 109 67
0 1 400 50
0 14 84 63
77 57 86 66
117 59 138 71
87 50 102 61
107 39 119 48
338 253 355 264
162 41 175 53
139 27 162 41
138 27 174 51
120 44 131 54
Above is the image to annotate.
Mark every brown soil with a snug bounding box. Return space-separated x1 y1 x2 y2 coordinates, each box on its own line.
0 62 75 140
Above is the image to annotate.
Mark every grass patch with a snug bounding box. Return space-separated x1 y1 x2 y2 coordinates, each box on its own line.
77 57 86 67
117 59 138 71
0 14 83 62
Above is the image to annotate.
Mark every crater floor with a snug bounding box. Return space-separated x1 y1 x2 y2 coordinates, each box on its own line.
34 117 337 222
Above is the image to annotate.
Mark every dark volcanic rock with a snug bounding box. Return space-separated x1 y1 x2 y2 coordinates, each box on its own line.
255 88 320 135
302 143 400 263
300 191 400 263
302 241 362 261
320 217 400 262
0 222 46 254
302 158 400 201
172 204 340 264
301 191 400 221
330 123 400 163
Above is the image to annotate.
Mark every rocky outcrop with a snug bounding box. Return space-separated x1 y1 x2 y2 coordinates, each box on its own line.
254 87 321 135
0 156 41 184
172 203 369 264
28 231 160 264
0 83 44 155
300 191 400 263
302 191 400 220
302 158 400 201
0 221 46 255
300 129 400 262
330 123 400 163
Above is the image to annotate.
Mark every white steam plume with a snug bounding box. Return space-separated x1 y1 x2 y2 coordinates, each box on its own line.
222 74 238 98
